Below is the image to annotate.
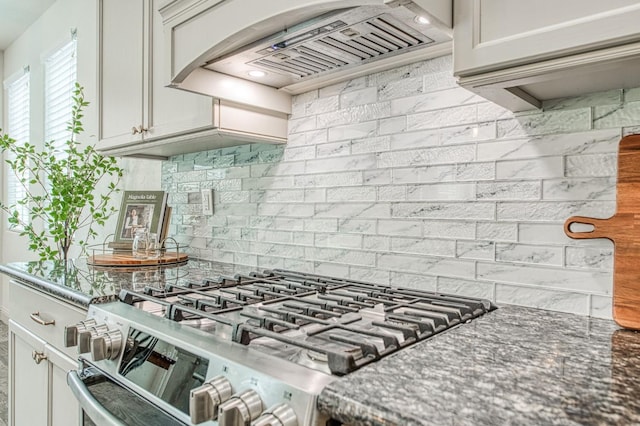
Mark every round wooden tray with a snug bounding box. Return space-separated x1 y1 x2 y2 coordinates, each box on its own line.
87 252 188 267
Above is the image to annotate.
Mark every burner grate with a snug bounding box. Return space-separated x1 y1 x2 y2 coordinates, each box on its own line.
118 269 496 375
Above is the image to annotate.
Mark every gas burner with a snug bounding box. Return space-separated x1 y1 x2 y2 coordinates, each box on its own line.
118 269 496 376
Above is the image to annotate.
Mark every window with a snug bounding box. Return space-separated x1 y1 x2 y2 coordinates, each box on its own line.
4 70 31 230
44 37 77 156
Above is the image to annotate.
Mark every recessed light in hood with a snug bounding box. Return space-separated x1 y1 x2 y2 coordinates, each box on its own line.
248 70 267 78
204 3 451 90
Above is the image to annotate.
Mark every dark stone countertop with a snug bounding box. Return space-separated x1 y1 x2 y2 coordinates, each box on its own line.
2 260 639 425
0 258 247 309
318 305 640 426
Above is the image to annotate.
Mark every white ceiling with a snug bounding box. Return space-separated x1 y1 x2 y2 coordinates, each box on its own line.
0 0 56 51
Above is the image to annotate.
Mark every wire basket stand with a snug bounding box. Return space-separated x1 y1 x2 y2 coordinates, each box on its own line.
86 234 188 267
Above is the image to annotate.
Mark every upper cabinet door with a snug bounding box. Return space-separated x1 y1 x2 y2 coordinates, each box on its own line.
454 0 640 76
147 0 217 141
453 0 640 111
98 0 145 150
97 0 220 154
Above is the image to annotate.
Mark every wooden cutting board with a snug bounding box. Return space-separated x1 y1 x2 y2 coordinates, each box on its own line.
87 252 188 267
564 134 640 330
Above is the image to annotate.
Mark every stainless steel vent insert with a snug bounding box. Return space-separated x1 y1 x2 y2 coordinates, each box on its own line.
249 14 433 79
203 3 448 89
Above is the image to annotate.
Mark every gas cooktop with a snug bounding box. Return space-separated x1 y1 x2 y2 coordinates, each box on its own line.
66 268 496 425
119 269 496 376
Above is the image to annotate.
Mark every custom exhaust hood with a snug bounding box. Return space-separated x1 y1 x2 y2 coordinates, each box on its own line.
159 0 453 114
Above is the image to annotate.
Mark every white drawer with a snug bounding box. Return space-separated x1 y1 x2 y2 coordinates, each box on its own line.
9 280 86 360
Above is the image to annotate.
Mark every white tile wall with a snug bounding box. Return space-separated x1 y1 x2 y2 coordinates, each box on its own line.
162 54 639 319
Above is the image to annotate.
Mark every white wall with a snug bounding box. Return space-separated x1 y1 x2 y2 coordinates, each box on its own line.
1 0 98 266
0 0 162 320
162 54 625 320
0 50 4 321
0 50 3 125
0 50 3 230
1 0 99 321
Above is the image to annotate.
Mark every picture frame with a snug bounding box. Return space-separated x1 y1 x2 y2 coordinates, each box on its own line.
113 191 168 245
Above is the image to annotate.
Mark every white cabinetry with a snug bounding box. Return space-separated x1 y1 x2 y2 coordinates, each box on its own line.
8 281 86 426
10 323 47 426
97 0 287 158
453 0 640 111
9 322 79 426
97 0 144 151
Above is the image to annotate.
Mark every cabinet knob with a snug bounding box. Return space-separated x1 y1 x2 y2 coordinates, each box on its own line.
30 311 55 326
131 125 148 135
32 350 47 365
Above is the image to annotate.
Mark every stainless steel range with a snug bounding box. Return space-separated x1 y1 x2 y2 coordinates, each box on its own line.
65 268 496 425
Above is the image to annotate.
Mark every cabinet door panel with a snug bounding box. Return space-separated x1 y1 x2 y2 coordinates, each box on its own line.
454 0 640 76
99 0 145 149
9 321 47 426
48 344 81 426
147 0 215 142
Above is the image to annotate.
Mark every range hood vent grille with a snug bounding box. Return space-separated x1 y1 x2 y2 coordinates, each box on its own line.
249 14 434 79
201 1 452 91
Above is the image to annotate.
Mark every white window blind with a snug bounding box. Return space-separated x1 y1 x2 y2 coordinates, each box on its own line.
44 38 77 156
4 71 31 230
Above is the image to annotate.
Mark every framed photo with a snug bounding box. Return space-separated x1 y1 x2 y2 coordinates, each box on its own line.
113 191 168 244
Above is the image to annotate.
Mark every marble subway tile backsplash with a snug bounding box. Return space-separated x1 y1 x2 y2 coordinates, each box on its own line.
162 54 638 319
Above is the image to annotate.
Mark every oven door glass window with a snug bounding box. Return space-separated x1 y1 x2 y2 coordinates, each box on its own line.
118 327 209 414
74 366 186 426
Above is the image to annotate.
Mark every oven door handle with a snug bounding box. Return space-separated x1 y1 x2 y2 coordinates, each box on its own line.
67 370 128 426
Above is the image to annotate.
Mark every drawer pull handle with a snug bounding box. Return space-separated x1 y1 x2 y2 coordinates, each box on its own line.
30 312 55 326
32 351 47 365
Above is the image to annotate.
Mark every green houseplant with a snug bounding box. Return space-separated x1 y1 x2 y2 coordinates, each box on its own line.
0 83 124 262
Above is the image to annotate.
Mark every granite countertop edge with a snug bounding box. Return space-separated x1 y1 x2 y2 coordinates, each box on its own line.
0 258 246 309
0 263 110 308
317 305 640 426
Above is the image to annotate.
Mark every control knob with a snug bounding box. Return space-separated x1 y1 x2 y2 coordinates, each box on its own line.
252 403 298 426
90 329 123 361
78 324 109 354
189 376 233 424
63 319 97 347
218 389 263 426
